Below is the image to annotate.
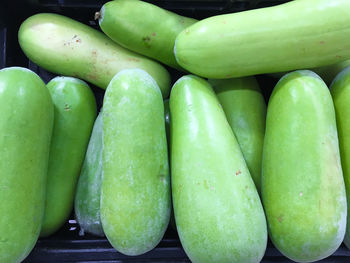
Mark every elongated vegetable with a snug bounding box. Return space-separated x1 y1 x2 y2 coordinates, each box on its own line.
170 75 267 263
210 77 266 192
98 0 197 70
101 69 170 256
262 70 346 262
175 0 350 79
18 13 171 98
40 77 97 237
75 111 104 237
330 66 350 249
0 67 53 263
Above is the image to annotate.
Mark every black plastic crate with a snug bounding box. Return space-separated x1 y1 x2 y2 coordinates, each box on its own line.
22 218 350 262
2 0 349 262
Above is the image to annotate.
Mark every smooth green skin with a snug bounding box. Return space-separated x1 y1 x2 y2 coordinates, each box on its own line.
269 59 350 85
175 0 350 79
164 99 176 230
262 70 347 262
40 77 97 237
99 0 196 71
330 66 350 249
18 13 171 98
75 111 104 237
0 67 53 263
210 77 266 193
164 99 170 145
170 75 267 263
101 69 170 256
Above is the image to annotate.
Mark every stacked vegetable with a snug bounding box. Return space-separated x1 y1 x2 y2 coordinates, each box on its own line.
0 0 350 262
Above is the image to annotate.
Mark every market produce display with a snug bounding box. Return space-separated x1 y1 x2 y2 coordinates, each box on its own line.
0 0 350 262
170 75 267 263
101 69 170 255
210 77 266 192
0 67 53 263
262 70 347 262
75 111 104 237
174 0 350 79
98 0 197 70
330 67 350 250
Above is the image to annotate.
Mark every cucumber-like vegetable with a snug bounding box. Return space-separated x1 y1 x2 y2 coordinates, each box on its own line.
262 70 347 262
18 13 171 98
164 99 176 230
98 0 197 70
0 67 53 263
75 111 104 237
40 77 97 237
101 69 170 256
269 59 350 85
170 75 267 263
330 66 350 249
175 0 350 79
210 77 266 192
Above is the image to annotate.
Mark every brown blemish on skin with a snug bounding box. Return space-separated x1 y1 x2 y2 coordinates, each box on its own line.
142 36 151 48
203 180 209 189
226 74 230 78
336 55 343 59
152 32 156 37
87 73 98 80
64 103 71 111
245 185 248 190
235 170 241 176
75 39 81 43
319 41 325 44
92 50 97 56
127 58 140 62
222 20 227 24
277 215 284 223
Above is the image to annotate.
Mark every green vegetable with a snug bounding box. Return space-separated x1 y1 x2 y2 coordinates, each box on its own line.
175 0 350 79
75 111 104 237
210 77 266 192
40 77 97 237
98 0 196 70
262 70 346 262
330 66 350 249
101 69 170 255
0 67 53 263
18 13 171 98
170 75 267 263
